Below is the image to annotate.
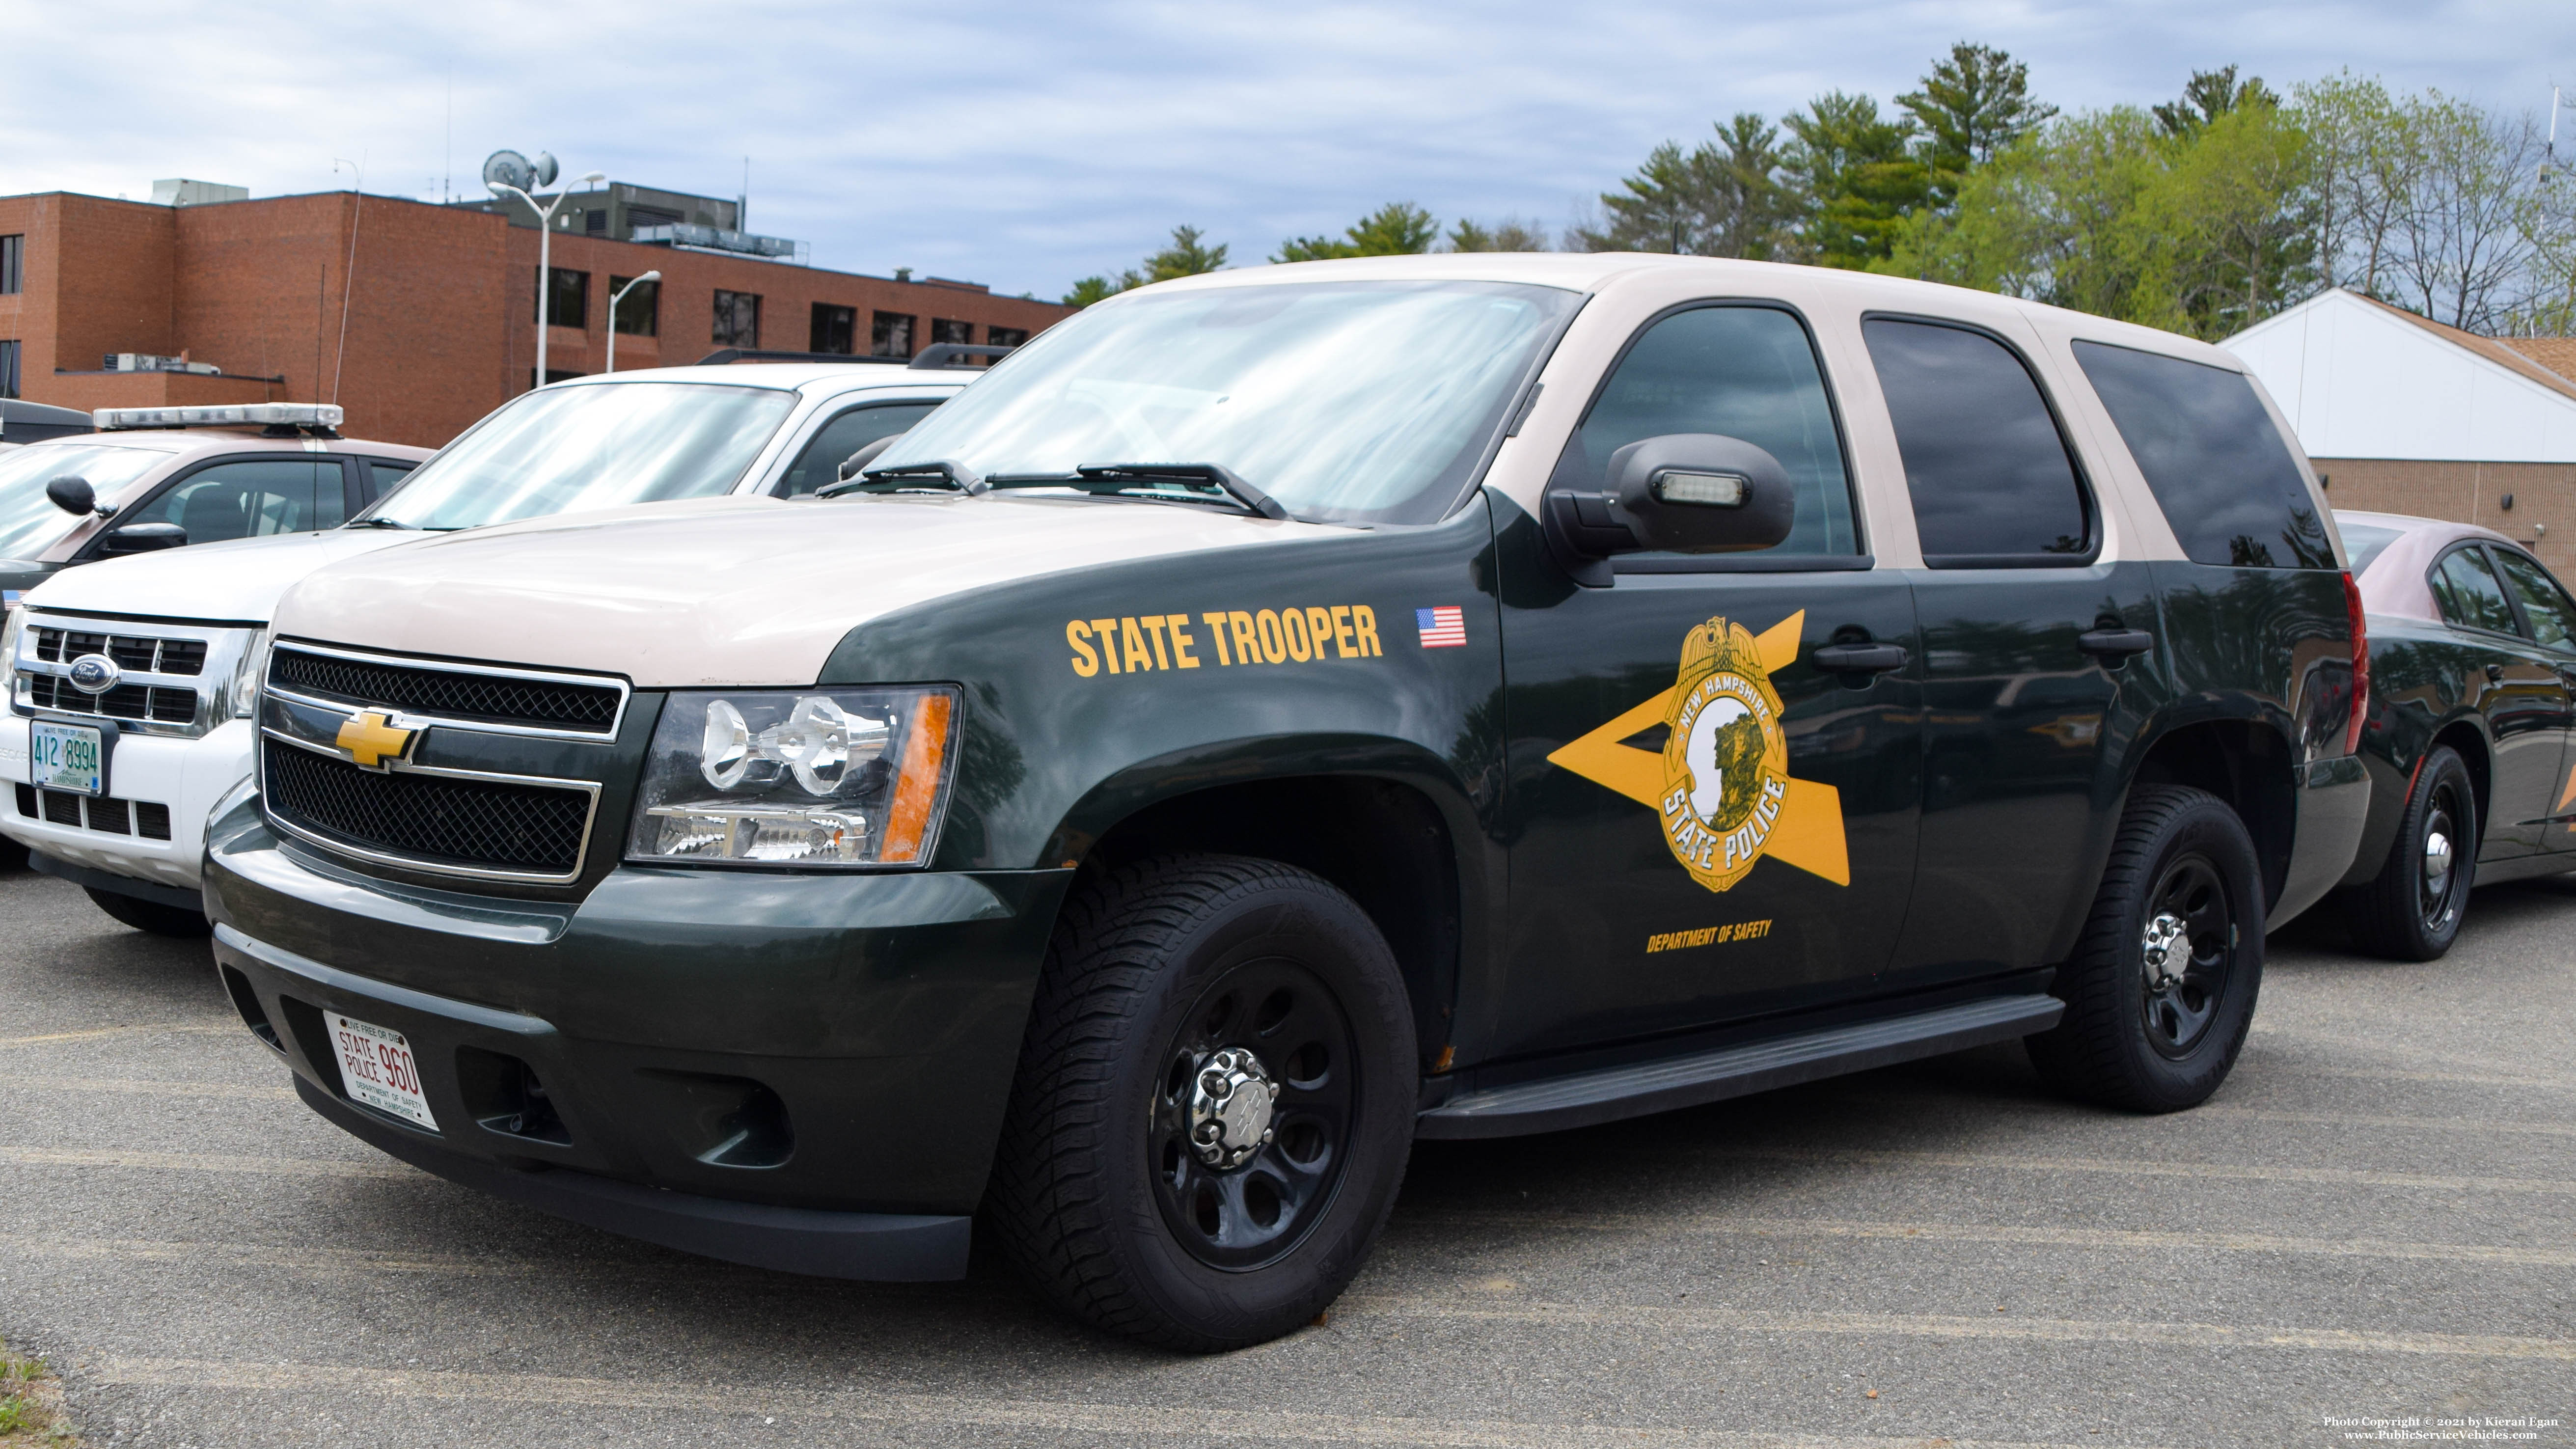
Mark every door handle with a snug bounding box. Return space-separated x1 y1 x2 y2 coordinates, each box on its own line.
1811 642 1909 674
2078 628 2155 660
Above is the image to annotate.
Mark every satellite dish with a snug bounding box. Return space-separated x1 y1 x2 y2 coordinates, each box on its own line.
481 149 533 195
530 151 560 188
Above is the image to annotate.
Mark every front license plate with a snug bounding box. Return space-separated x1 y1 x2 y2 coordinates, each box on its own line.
328 1012 438 1130
29 721 103 795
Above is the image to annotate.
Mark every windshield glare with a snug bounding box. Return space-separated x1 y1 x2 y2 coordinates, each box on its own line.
873 280 1579 524
366 382 800 529
0 444 171 559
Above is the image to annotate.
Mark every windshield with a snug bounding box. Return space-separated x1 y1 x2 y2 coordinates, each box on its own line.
364 382 800 529
2336 520 2404 578
873 279 1580 524
0 444 172 559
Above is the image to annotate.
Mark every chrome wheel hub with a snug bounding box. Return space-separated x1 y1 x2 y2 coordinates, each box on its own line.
2140 911 2190 992
1186 1046 1279 1170
2423 830 2453 890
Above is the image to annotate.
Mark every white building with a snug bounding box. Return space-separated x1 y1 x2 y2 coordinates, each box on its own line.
2220 288 2576 571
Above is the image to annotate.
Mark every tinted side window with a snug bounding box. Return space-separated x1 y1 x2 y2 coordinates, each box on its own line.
1863 319 2088 563
1562 305 1857 556
777 403 940 496
117 459 342 545
2073 340 2330 569
2493 548 2576 652
2431 547 2520 636
367 462 413 502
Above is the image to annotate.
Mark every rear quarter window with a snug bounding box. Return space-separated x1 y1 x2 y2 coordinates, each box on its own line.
2073 340 2333 569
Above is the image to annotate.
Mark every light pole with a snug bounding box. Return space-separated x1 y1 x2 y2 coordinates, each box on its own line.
605 270 659 374
488 166 605 389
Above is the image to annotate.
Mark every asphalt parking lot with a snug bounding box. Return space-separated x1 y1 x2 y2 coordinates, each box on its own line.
1 865 2570 1449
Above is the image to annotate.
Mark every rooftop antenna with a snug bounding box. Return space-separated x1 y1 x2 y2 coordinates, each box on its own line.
2546 85 2570 183
740 156 749 232
442 70 452 203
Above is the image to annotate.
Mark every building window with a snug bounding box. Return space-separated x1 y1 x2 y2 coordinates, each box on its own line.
0 341 18 399
871 311 915 358
713 290 762 348
986 325 1030 349
811 304 856 355
930 319 972 347
0 235 20 295
539 267 589 328
610 276 659 337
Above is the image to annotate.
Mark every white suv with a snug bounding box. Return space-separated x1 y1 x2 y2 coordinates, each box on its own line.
2 362 970 934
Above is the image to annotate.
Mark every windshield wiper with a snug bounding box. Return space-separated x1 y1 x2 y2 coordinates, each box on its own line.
815 458 986 499
346 517 414 529
983 463 1289 521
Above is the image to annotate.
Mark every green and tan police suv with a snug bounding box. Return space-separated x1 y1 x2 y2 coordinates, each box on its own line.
206 254 2372 1349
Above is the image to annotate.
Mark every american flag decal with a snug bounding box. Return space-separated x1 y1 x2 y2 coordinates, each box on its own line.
1415 606 1466 648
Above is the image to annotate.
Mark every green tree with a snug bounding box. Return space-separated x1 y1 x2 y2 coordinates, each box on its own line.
1275 202 1440 262
1447 217 1552 251
1899 42 2057 205
1579 112 1791 257
1061 224 1230 306
1783 91 1933 268
2153 65 2281 137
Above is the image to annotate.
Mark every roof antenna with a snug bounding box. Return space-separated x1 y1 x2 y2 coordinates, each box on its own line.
2547 85 2568 183
740 156 749 232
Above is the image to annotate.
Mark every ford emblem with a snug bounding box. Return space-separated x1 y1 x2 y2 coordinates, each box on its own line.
67 653 121 695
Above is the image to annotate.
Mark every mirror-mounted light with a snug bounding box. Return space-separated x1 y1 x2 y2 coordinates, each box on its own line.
1651 469 1750 508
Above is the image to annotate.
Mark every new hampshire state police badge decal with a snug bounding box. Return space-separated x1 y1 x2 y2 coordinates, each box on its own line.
1547 610 1850 894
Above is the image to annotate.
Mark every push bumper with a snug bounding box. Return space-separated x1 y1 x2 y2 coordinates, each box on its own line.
2275 753 2372 927
206 804 1071 1281
0 714 252 900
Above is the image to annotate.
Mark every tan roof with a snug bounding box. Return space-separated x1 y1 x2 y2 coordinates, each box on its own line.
2498 335 2576 384
2345 291 2576 405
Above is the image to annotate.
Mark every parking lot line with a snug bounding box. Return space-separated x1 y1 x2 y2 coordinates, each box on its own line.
1405 1212 2576 1268
0 1145 412 1179
1342 1297 2576 1362
0 1072 294 1101
1687 1145 2576 1195
0 1022 233 1048
88 1356 2183 1449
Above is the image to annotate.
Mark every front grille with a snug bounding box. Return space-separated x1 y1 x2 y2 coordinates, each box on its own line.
33 627 208 676
263 739 591 876
270 647 622 734
17 786 173 840
27 673 197 724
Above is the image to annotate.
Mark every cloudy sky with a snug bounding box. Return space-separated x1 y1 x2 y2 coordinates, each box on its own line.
3 0 2569 300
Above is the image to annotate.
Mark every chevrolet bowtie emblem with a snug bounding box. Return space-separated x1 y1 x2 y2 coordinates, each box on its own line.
335 710 416 769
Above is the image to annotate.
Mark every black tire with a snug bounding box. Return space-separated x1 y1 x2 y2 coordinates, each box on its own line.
85 886 211 938
2026 784 2263 1113
986 853 1417 1351
2339 746 2476 961
0 837 26 873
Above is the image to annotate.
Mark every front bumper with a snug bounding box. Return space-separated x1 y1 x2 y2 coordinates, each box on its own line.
0 714 251 898
207 802 1071 1280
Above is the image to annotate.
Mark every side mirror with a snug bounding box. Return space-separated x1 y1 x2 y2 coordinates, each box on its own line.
1542 434 1797 574
98 522 188 556
45 476 95 516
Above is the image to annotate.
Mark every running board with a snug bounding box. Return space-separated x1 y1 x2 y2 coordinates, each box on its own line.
1416 993 2064 1140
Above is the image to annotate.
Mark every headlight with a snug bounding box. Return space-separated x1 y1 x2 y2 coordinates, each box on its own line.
628 686 959 868
230 628 274 719
0 599 24 690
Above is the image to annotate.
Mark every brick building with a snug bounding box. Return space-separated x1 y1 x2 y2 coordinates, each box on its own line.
0 187 1074 449
2221 288 2576 574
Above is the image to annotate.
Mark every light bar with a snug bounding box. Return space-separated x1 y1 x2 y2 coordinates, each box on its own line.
93 403 344 431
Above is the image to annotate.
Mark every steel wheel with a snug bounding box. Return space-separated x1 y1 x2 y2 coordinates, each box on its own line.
1148 958 1357 1272
2415 776 2469 935
2138 852 2235 1058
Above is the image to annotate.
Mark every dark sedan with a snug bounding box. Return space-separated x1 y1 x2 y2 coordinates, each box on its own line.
2333 509 2576 957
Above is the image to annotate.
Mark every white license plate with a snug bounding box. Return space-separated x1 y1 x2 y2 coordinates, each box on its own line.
328 1012 438 1130
29 720 103 795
